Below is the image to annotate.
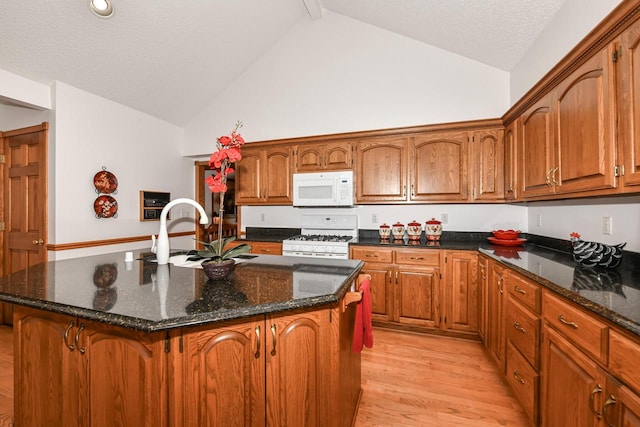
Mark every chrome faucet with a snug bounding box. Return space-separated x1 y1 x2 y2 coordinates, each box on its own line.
151 198 209 265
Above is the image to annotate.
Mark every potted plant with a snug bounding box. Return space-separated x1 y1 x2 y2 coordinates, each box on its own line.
199 121 252 280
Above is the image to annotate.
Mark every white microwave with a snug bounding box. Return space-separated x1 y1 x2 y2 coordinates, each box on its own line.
292 171 354 207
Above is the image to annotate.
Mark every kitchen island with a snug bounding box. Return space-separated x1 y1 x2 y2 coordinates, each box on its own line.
0 251 365 427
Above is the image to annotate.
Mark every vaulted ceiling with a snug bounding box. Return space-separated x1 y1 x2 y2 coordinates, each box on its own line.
0 0 567 126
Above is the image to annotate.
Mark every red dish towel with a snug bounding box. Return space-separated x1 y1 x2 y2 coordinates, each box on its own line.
352 278 374 353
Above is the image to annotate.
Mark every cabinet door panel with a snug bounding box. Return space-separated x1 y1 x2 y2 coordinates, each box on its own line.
355 138 408 202
235 148 263 203
541 326 605 427
619 18 640 187
266 311 329 427
13 308 80 427
296 145 323 172
504 120 519 200
324 142 351 170
82 324 167 427
472 129 504 201
444 252 478 333
555 47 616 194
264 147 292 203
411 132 468 201
181 318 265 427
396 266 438 328
521 95 556 198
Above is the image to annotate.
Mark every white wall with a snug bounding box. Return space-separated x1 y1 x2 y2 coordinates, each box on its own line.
0 68 51 110
182 10 509 156
527 195 640 253
510 0 622 103
241 204 527 235
50 82 201 260
0 103 51 130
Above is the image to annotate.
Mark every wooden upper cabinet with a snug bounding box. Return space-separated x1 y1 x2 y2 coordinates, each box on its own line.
520 93 557 198
554 45 617 195
294 141 352 172
355 136 409 203
504 119 518 201
471 128 504 201
235 145 292 205
618 17 640 188
411 131 469 202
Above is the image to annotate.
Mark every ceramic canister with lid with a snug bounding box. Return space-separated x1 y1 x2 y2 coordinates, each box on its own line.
425 218 442 241
392 222 405 240
407 220 422 241
379 223 391 240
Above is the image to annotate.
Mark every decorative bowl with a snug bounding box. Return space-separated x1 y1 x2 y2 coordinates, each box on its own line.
492 229 521 240
202 259 236 280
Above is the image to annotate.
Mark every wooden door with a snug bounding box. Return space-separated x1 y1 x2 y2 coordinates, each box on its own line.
266 310 329 427
395 266 439 329
411 131 469 201
488 261 506 372
520 94 556 198
179 317 265 427
13 306 80 427
554 46 617 194
355 137 409 203
80 320 168 427
504 119 519 200
618 18 640 187
263 146 292 204
2 123 48 324
471 129 504 201
235 147 263 204
540 326 605 427
443 251 478 334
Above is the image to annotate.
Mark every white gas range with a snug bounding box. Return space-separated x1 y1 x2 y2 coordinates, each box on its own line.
282 214 358 260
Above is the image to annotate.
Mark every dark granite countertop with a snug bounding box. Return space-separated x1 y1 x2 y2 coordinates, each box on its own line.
0 250 364 332
353 230 640 337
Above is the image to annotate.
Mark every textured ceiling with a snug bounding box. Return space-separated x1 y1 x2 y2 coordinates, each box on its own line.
0 0 567 126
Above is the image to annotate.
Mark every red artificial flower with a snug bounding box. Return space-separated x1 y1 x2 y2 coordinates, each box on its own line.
227 146 242 163
218 135 232 146
208 150 228 169
205 174 227 193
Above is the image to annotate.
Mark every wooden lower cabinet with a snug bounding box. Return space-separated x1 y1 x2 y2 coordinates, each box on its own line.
604 377 640 427
172 305 359 427
350 246 478 337
14 306 167 427
477 255 489 342
228 240 283 255
486 260 506 372
540 326 606 427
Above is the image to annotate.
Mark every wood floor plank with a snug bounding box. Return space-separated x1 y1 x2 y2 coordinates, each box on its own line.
0 326 13 427
354 328 531 427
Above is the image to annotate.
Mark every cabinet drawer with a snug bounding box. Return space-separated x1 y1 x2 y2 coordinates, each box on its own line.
350 247 393 264
506 296 540 369
394 249 440 266
543 292 608 362
249 242 282 255
609 329 640 393
506 341 539 424
507 272 540 313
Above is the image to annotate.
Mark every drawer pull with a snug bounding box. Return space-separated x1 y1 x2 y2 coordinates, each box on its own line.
254 325 261 359
498 278 504 294
512 370 525 384
589 384 603 419
64 321 75 351
558 314 579 329
514 286 526 295
603 395 616 427
409 256 424 260
365 254 379 258
513 321 526 334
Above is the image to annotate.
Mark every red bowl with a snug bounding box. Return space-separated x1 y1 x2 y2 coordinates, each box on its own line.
492 229 521 240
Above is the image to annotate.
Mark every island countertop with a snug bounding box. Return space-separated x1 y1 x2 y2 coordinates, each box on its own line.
0 251 364 332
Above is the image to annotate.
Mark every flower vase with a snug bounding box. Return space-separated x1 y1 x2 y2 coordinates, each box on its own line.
202 259 236 280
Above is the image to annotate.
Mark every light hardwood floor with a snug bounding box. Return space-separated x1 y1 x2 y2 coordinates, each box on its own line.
355 328 531 427
0 326 12 427
0 326 529 427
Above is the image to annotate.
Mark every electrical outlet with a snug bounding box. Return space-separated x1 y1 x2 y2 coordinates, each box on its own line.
603 216 613 235
372 213 378 224
260 213 265 223
537 214 543 227
441 213 448 224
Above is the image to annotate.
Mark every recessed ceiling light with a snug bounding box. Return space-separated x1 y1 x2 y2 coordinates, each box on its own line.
90 0 114 18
